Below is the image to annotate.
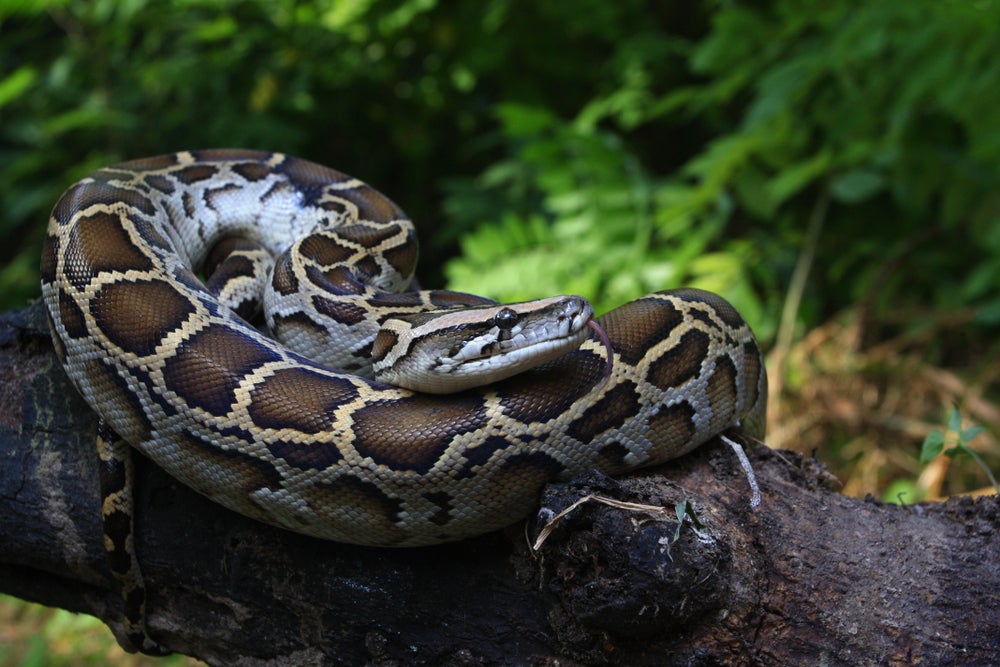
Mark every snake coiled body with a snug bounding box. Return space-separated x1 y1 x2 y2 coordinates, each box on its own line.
41 149 767 548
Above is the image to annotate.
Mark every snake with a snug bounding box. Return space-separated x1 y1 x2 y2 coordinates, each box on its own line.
40 149 766 649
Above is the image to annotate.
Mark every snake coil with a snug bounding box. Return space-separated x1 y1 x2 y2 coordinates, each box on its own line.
41 149 767 549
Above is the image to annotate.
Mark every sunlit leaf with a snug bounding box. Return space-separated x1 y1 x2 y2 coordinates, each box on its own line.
920 430 945 463
959 425 985 444
947 407 963 433
0 66 35 109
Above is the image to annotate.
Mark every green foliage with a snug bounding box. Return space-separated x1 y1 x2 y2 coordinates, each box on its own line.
0 594 199 666
672 499 707 544
445 0 1000 343
0 0 684 309
921 407 998 495
4 0 1000 341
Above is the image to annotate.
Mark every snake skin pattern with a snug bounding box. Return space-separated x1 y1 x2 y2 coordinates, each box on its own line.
40 149 768 550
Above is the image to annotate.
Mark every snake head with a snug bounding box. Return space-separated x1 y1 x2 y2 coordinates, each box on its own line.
371 296 595 393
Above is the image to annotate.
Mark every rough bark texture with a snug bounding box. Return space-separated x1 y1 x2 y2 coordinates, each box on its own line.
1 300 998 666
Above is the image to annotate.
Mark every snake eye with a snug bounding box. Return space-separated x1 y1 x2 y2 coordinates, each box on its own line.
493 307 519 330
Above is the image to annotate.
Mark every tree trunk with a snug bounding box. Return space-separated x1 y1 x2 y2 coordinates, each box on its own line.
1 301 997 666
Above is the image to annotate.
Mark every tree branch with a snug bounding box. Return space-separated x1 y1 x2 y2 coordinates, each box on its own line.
2 301 997 666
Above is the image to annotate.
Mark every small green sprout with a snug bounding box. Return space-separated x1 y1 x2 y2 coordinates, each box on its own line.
921 407 999 495
673 500 708 543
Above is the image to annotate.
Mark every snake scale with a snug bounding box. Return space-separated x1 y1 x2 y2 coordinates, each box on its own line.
41 149 766 649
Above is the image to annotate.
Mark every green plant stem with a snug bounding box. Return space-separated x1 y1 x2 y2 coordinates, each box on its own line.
962 446 1000 495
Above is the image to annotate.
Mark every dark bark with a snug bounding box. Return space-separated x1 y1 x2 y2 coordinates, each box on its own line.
1 300 998 666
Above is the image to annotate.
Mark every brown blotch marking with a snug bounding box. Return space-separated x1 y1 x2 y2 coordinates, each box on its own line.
381 238 418 277
593 441 631 474
131 218 172 251
565 381 641 442
351 393 490 473
93 169 136 184
669 288 747 330
646 401 697 461
50 183 88 227
599 296 684 366
118 153 183 170
142 174 176 195
298 233 357 266
51 181 156 226
301 476 408 544
58 290 89 339
204 237 263 276
318 199 350 215
174 429 283 496
232 161 273 182
341 186 406 223
742 340 763 411
121 588 152 651
270 253 299 295
354 256 380 282
63 211 155 290
172 266 208 294
454 435 512 479
102 504 132 576
370 329 400 364
191 148 270 162
142 174 175 194
475 451 565 530
705 355 738 434
422 491 454 526
40 233 59 284
182 191 197 219
82 359 152 444
646 329 710 392
271 311 327 342
306 265 363 295
161 324 281 415
378 309 455 330
248 367 360 433
276 155 404 222
276 155 349 188
90 278 196 357
688 308 715 329
98 421 137 586
496 350 602 424
312 295 369 325
342 342 373 371
203 183 245 213
428 290 496 309
266 436 346 471
367 291 433 309
174 164 219 184
335 222 405 248
272 157 368 211
203 243 270 318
